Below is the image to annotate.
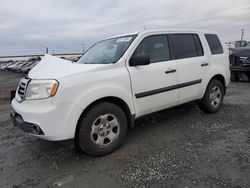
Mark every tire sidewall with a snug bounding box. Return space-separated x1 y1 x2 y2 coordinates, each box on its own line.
77 102 128 156
204 80 224 113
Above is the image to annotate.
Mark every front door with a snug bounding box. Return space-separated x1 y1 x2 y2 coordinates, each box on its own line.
127 35 179 117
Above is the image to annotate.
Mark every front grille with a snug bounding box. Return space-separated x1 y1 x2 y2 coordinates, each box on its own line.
240 57 248 64
243 57 250 66
16 77 30 102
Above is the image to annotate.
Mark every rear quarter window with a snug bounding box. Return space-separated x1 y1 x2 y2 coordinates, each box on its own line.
205 34 224 55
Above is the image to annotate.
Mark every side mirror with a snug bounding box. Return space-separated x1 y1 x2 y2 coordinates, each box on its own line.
129 54 150 66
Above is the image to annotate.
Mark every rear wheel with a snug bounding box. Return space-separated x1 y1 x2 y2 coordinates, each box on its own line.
199 79 224 113
75 102 128 156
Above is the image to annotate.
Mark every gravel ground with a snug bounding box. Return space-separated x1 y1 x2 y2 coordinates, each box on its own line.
0 71 250 188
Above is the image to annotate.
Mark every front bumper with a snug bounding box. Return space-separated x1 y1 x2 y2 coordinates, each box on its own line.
10 108 44 135
230 66 250 72
11 98 83 141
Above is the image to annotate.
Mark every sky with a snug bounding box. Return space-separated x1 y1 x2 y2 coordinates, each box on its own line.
0 0 250 56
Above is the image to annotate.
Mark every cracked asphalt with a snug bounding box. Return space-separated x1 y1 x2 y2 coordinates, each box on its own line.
0 71 250 188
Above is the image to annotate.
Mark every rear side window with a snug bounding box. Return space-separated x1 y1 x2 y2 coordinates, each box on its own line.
205 34 224 55
171 34 204 59
133 35 171 63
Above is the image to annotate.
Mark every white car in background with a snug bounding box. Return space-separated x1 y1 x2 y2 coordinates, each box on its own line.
11 29 230 156
12 62 29 72
1 62 15 71
0 62 8 69
6 62 23 71
20 61 39 73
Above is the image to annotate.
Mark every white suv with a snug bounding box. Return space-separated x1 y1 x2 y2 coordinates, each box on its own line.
11 29 230 156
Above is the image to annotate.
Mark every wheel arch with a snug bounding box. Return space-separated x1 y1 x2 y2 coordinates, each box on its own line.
210 74 226 94
75 96 135 139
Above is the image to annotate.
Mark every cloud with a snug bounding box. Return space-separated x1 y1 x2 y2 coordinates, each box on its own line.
0 0 249 55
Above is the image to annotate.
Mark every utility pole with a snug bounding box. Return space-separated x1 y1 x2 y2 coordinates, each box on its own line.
240 29 244 47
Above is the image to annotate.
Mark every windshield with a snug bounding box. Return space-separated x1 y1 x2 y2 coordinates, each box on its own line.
77 35 136 64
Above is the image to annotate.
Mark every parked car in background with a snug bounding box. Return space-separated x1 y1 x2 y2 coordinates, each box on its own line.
12 62 27 72
6 62 23 71
20 61 39 73
234 40 248 48
0 62 9 69
16 62 33 73
230 46 250 81
13 62 33 73
1 62 16 71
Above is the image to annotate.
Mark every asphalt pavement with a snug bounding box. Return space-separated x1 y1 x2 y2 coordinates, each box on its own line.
0 71 250 188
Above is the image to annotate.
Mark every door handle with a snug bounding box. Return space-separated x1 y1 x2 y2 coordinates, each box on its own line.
201 62 209 67
165 69 176 74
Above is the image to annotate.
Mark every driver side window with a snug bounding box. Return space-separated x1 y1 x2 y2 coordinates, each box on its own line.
133 35 171 63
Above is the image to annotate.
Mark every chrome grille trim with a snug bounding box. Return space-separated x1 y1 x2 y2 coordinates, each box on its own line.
16 77 30 103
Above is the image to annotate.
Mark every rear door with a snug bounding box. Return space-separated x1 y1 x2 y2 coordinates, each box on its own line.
170 34 206 104
127 34 179 117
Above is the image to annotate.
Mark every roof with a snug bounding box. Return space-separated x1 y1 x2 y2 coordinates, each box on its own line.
138 28 217 34
105 28 218 40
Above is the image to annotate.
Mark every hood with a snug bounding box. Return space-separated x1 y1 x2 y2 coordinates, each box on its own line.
28 54 107 79
232 47 250 57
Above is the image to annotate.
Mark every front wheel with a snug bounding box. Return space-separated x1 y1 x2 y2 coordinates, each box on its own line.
199 79 224 113
75 102 128 156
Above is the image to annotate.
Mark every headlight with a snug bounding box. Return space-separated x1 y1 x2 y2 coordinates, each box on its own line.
25 79 59 100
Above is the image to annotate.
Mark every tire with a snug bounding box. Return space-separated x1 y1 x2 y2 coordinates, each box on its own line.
199 79 224 113
75 102 128 156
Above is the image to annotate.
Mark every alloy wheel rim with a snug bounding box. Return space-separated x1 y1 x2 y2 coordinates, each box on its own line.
90 114 120 148
209 86 222 108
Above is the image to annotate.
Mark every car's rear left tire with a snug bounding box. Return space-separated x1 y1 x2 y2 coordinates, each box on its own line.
75 102 128 157
199 79 224 113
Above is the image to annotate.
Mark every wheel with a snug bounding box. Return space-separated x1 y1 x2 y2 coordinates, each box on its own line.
75 102 128 156
199 79 224 113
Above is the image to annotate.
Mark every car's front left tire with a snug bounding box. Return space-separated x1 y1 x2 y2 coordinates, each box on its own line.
75 102 128 156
